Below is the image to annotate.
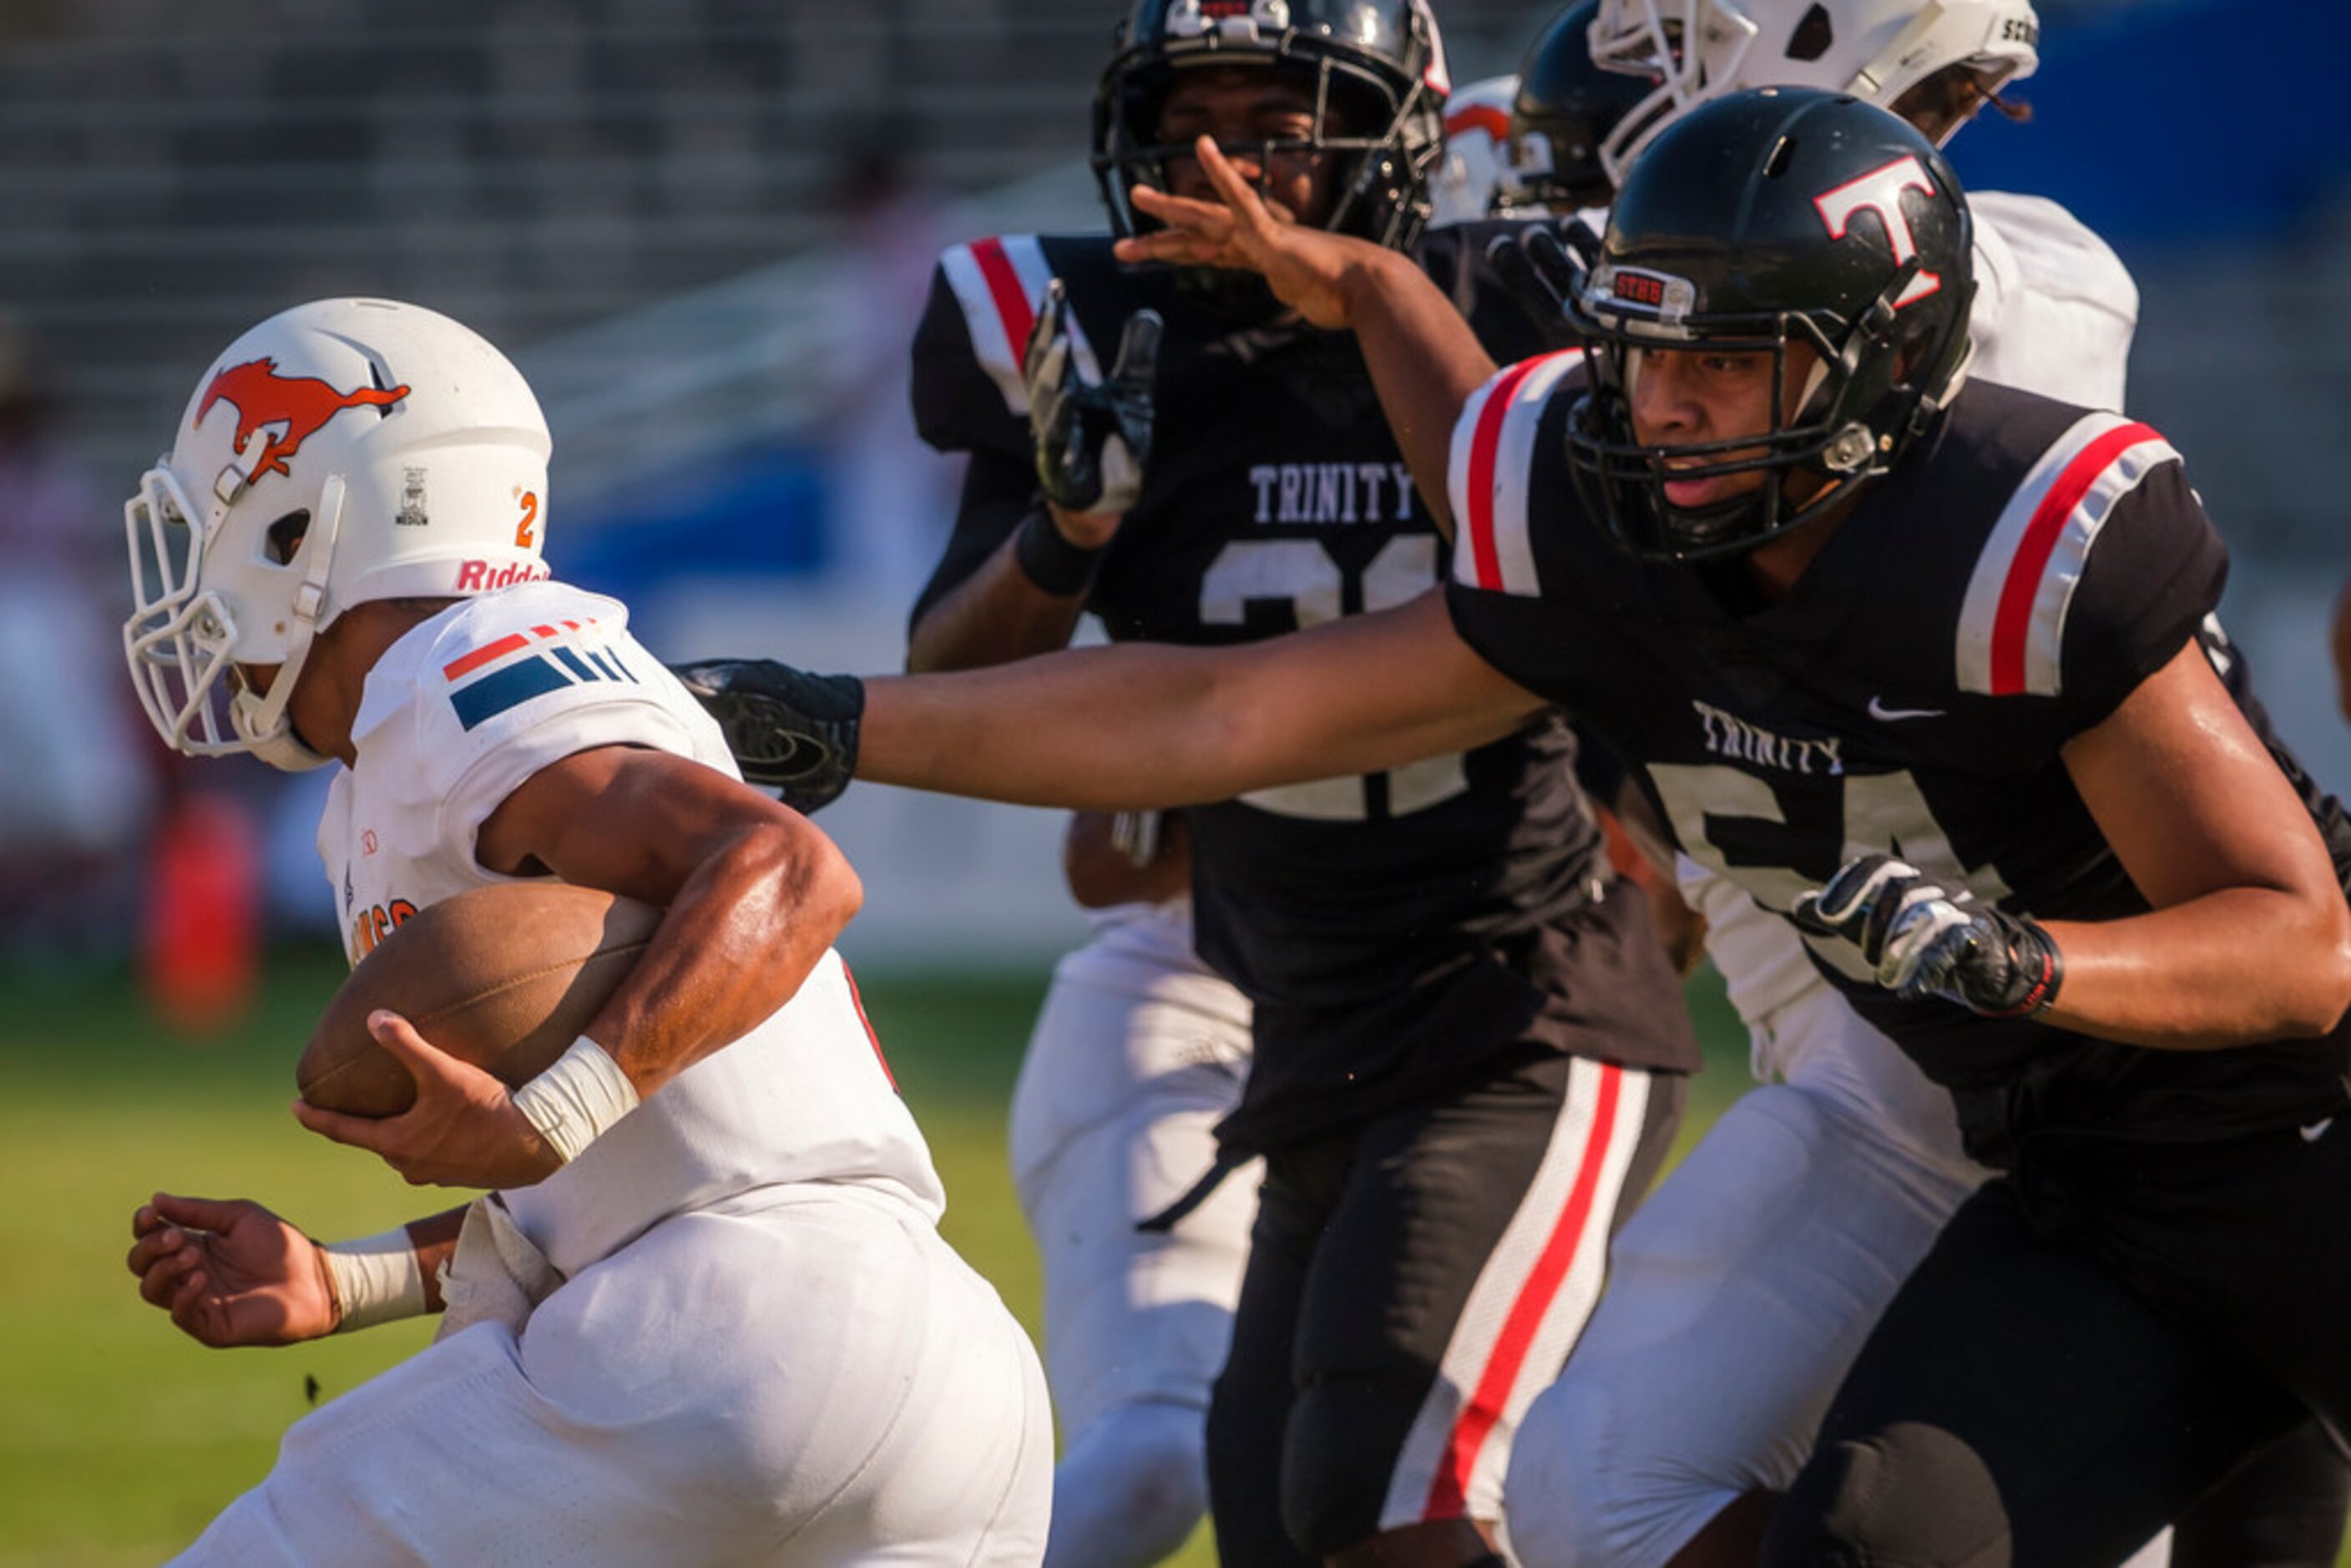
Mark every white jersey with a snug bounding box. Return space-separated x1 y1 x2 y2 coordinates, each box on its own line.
1679 194 2139 1065
1430 74 1523 226
317 579 944 1277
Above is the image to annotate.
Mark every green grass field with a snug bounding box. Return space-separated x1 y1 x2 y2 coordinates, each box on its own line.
27 947 2296 1565
0 946 1753 1565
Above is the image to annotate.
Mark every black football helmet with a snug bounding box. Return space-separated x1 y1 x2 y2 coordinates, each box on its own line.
1092 0 1450 260
1559 87 1974 561
1510 2 1656 212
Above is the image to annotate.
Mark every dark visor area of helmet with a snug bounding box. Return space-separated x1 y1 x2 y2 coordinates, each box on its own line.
1560 299 1874 562
1092 48 1437 252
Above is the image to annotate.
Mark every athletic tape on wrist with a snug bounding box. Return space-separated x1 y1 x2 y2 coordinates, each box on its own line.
1014 508 1105 597
510 1035 641 1164
323 1227 428 1333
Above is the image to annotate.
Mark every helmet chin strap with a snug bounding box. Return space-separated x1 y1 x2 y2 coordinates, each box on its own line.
232 473 346 772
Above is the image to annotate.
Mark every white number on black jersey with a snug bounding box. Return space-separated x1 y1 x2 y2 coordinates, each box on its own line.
1201 536 1468 820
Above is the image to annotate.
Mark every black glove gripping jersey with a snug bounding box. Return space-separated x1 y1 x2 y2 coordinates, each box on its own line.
1445 369 2351 1161
910 227 1698 1152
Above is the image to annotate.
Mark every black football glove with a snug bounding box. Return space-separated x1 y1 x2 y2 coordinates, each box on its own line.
1484 220 1600 345
1792 853 2064 1019
1024 278 1161 516
670 660 865 814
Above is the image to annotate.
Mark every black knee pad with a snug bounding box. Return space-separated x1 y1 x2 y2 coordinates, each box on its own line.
1762 1423 2012 1568
1279 1375 1422 1559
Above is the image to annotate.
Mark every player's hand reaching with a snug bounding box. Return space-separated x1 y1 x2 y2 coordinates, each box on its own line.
1484 220 1601 346
1793 853 2064 1019
127 1193 338 1348
1025 279 1160 529
1115 135 1380 331
292 1011 562 1191
670 660 864 812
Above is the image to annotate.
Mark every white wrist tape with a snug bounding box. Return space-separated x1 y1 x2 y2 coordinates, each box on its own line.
322 1227 428 1333
510 1035 640 1164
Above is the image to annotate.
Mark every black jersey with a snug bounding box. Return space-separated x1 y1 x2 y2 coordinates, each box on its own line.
909 229 1697 1151
1445 367 2351 1154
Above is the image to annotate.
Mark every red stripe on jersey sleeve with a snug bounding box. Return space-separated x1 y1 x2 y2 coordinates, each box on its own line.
441 631 529 681
969 237 1037 369
1464 357 1546 592
1989 421 2160 695
1424 1062 1625 1520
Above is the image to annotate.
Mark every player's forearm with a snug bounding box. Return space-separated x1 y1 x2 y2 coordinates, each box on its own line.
2041 887 2351 1047
1340 246 1499 540
906 522 1090 673
864 594 1544 809
586 815 862 1095
862 643 1251 809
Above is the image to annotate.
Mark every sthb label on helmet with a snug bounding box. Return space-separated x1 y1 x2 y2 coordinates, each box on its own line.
1166 0 1289 38
1590 265 1696 328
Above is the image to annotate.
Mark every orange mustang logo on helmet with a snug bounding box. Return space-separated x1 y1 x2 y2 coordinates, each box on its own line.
196 357 410 487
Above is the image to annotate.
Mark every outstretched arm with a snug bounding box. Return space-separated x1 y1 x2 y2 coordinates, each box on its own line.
868 589 1542 810
1113 136 1499 537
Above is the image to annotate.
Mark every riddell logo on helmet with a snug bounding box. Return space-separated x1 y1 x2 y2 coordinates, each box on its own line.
453 559 553 591
196 357 409 488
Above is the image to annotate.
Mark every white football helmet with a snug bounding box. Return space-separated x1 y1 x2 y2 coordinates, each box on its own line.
1587 0 2039 185
1429 74 1542 224
124 298 552 771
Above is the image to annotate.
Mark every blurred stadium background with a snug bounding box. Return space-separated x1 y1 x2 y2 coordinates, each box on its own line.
0 0 2344 1561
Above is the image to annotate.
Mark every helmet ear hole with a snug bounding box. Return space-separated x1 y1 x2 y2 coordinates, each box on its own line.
1787 5 1833 63
265 509 311 565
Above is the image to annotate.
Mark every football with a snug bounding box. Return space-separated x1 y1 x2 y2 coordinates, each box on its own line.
296 883 662 1117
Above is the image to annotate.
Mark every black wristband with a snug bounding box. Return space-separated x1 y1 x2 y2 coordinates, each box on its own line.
1014 508 1105 598
1982 915 2065 1020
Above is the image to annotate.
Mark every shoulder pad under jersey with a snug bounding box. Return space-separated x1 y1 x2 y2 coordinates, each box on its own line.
1968 191 2140 412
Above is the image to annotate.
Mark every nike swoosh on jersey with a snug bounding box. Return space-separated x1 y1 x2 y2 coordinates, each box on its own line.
1868 696 1948 721
2303 1117 2334 1144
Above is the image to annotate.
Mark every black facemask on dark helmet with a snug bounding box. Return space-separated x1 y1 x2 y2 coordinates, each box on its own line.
1558 87 1975 562
1092 0 1449 318
1508 0 1657 213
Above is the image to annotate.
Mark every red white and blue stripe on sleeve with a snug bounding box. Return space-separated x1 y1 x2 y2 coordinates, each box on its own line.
440 618 641 731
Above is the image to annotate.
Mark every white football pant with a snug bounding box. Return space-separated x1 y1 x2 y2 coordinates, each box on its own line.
1503 932 2174 1567
1007 905 1256 1568
169 1187 1052 1566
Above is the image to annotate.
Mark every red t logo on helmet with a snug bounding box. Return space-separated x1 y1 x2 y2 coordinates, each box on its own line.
1813 154 1942 307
